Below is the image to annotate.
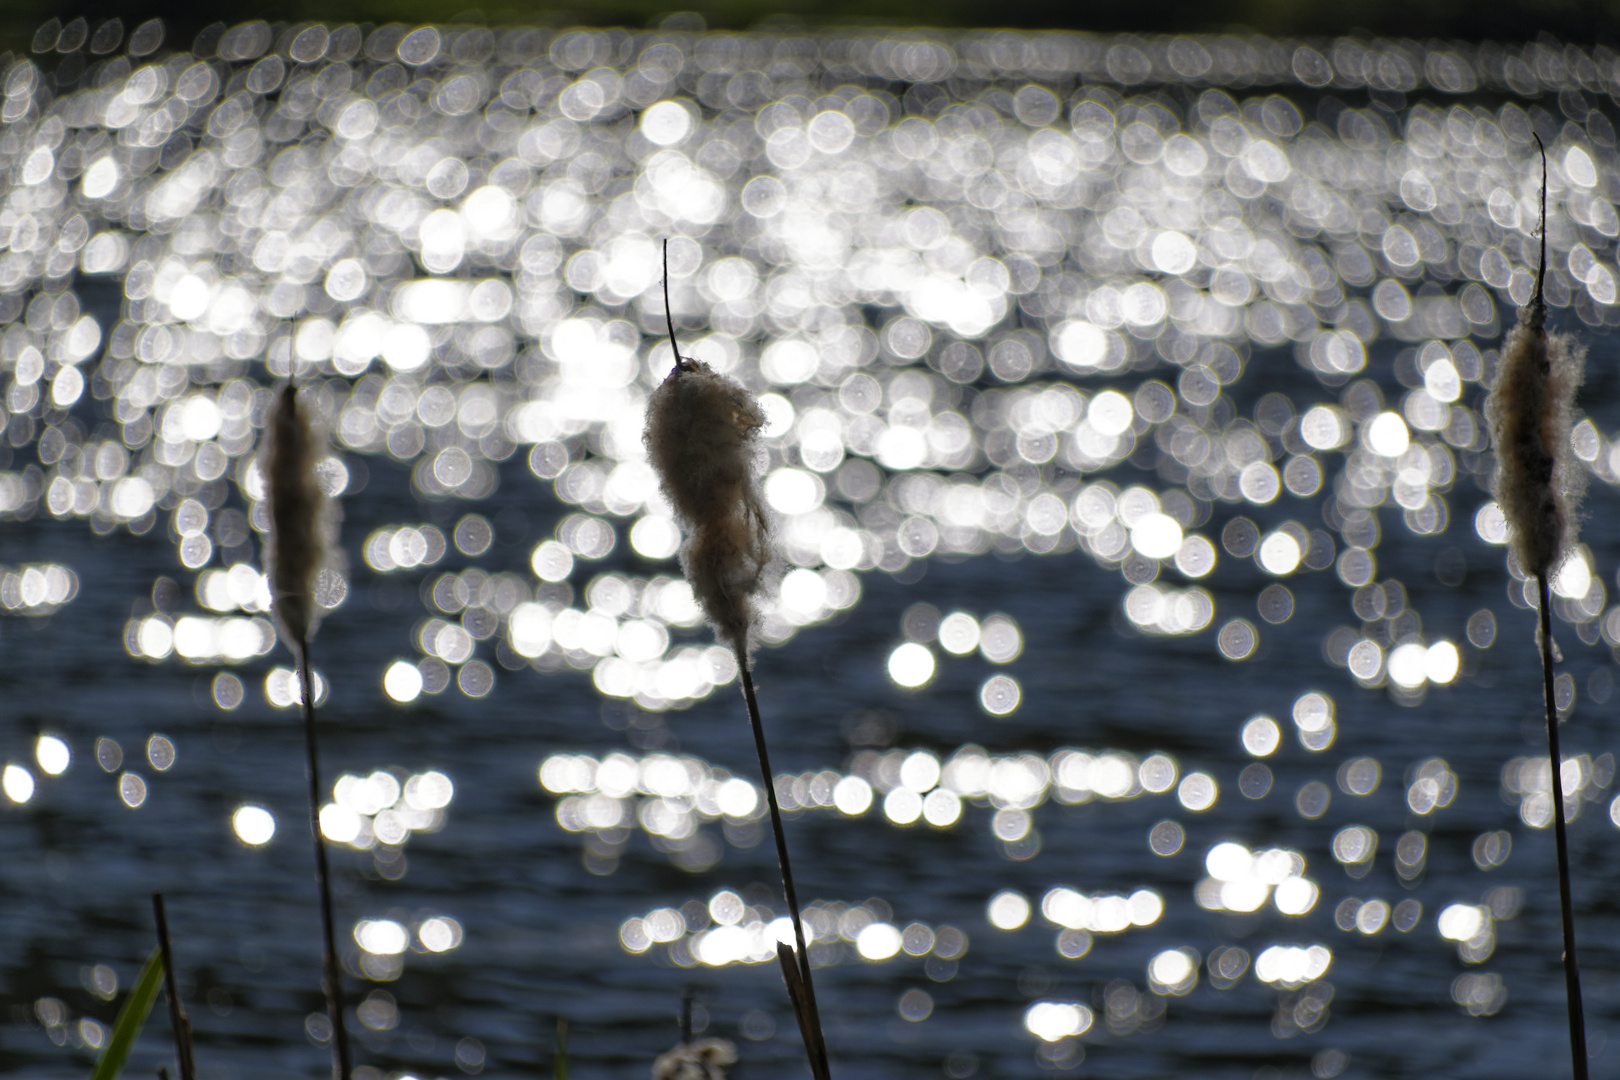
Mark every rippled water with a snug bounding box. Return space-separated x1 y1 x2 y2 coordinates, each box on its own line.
7 17 1620 1080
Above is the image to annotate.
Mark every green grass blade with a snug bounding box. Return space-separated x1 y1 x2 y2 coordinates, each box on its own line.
554 1016 568 1080
89 947 164 1080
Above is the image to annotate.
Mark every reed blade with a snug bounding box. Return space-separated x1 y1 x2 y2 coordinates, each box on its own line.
90 947 164 1080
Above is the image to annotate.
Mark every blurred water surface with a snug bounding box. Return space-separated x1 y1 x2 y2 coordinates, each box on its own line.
6 18 1620 1080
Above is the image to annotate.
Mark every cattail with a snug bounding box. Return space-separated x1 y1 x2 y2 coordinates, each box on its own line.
643 358 773 659
1485 138 1589 1080
262 381 352 1080
652 1037 737 1080
1485 301 1586 578
644 241 830 1080
264 384 335 650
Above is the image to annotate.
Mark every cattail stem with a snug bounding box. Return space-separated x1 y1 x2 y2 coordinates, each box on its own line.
151 893 195 1080
1537 574 1589 1080
299 642 351 1080
736 649 830 1080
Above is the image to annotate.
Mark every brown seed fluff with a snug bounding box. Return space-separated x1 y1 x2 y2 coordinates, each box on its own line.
264 385 331 648
644 360 773 658
652 1037 738 1080
1485 302 1586 577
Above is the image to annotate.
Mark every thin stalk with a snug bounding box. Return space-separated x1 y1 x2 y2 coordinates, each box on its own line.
736 649 830 1080
299 641 352 1080
1537 574 1588 1080
1534 134 1547 313
663 240 695 375
151 893 195 1080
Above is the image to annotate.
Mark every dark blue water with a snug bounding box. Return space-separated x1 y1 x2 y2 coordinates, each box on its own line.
4 20 1620 1080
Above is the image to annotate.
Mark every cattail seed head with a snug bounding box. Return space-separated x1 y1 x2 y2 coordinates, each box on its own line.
1485 302 1586 577
652 1037 738 1080
644 359 775 659
264 384 338 649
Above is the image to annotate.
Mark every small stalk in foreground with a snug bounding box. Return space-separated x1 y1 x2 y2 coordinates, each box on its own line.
265 384 351 1080
644 240 830 1079
151 893 195 1080
1484 136 1588 1080
654 991 738 1080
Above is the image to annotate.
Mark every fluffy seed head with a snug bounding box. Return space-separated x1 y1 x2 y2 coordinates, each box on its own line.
644 360 774 658
652 1037 738 1080
1485 303 1586 577
263 384 337 648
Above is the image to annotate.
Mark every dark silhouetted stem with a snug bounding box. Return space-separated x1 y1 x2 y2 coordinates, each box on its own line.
663 240 679 360
1538 574 1588 1080
1534 134 1547 313
663 240 694 375
736 649 830 1080
151 893 195 1080
299 642 351 1080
